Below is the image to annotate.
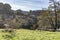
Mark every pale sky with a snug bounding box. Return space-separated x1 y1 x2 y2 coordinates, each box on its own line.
0 0 59 11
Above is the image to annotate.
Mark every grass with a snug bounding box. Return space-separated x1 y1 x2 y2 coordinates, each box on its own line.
0 29 60 40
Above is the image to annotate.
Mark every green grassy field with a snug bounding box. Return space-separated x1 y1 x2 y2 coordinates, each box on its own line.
0 29 60 40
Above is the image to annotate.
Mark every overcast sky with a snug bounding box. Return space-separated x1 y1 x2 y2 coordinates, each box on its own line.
0 0 59 11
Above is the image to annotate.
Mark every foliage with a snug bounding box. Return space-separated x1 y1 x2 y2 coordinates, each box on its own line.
37 10 51 30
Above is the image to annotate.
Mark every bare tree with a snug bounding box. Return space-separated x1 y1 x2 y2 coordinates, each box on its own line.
49 0 60 31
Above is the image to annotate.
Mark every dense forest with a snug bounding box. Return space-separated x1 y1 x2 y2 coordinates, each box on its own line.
0 2 40 29
0 0 60 31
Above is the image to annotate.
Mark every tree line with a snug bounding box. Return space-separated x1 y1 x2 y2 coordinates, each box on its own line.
0 0 60 31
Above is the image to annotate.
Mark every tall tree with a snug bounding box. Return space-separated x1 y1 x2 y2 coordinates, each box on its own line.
49 0 60 31
4 3 11 14
37 8 51 30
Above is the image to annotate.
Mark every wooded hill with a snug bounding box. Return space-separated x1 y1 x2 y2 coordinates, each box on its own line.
0 0 60 32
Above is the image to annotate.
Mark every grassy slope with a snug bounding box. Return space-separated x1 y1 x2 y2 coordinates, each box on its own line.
0 29 60 40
